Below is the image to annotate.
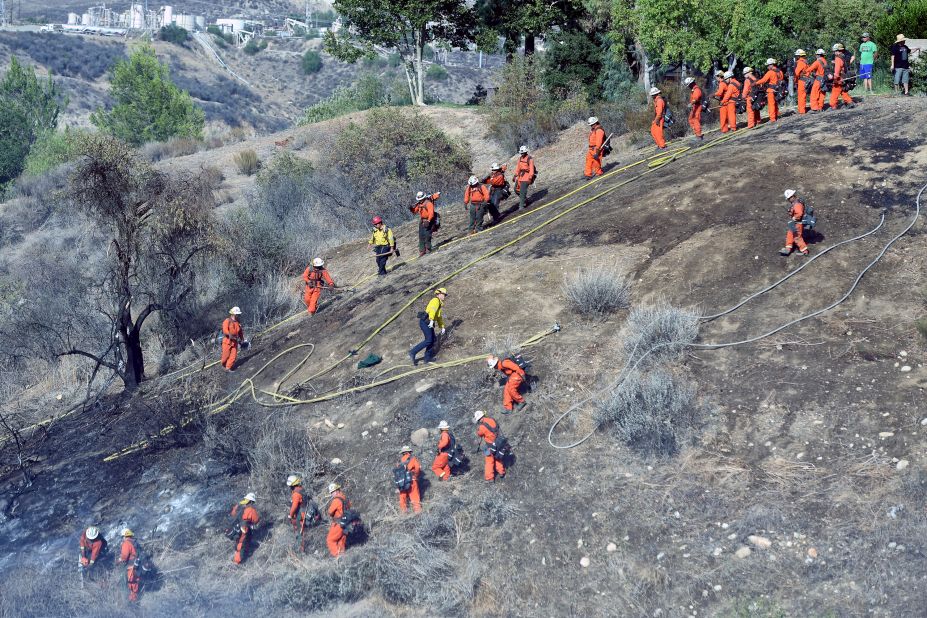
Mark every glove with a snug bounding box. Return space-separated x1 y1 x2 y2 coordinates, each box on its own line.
428 320 434 329
440 328 446 335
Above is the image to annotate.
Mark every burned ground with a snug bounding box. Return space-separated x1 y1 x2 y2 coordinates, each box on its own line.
2 97 927 617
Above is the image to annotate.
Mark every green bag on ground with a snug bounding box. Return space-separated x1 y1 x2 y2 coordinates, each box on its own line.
356 354 382 369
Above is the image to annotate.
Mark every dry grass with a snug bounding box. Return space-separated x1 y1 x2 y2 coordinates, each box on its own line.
233 149 260 176
248 415 325 500
562 265 632 320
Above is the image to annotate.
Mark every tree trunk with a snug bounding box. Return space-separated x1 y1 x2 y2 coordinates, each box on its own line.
118 302 144 390
413 28 426 106
403 61 417 104
524 34 535 56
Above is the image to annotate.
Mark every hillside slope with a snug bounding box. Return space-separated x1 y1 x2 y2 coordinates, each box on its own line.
2 97 927 617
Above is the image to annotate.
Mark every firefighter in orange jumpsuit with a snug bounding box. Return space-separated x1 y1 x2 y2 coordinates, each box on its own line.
117 528 141 602
221 306 245 372
649 87 667 149
755 58 784 122
410 191 440 255
794 49 810 114
808 49 827 111
287 475 316 553
684 77 703 140
231 493 260 564
487 355 527 413
721 71 741 132
79 526 106 580
302 257 335 315
483 164 507 224
742 67 760 128
464 175 491 234
326 483 350 557
474 410 505 481
829 44 855 110
397 445 422 513
585 116 606 178
431 420 455 480
711 70 728 130
780 189 810 257
513 146 536 210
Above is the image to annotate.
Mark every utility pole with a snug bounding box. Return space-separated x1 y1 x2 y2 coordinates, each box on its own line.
0 0 6 28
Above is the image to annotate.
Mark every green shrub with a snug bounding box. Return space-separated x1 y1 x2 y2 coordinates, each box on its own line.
916 316 927 339
298 74 388 125
160 23 189 45
22 128 83 176
243 38 268 55
426 64 449 81
234 149 260 175
301 50 323 74
543 30 603 100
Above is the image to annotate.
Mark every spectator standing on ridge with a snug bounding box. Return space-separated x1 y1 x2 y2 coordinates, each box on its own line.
891 34 914 96
858 33 877 94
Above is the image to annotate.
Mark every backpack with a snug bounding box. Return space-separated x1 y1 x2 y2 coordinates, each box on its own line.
500 181 511 200
801 202 816 230
529 161 538 184
127 538 153 574
440 432 465 469
505 354 530 372
480 420 510 457
393 459 414 491
337 509 362 536
659 98 674 126
431 211 441 233
774 80 789 103
735 97 747 113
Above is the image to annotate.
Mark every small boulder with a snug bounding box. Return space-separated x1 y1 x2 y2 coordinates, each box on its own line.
331 458 342 465
579 556 590 568
606 543 617 553
896 459 909 471
734 547 752 559
747 535 772 549
410 428 430 447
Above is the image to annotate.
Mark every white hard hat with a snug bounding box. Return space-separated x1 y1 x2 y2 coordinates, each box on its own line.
85 526 99 540
486 355 498 368
491 163 501 171
415 191 426 201
518 145 528 154
832 43 844 52
766 58 776 66
243 492 256 503
714 70 724 77
437 420 450 430
468 175 478 186
723 70 734 79
400 445 412 454
784 189 797 200
742 67 753 75
312 257 324 268
816 48 826 55
286 474 301 487
587 116 599 125
795 49 807 56
683 77 695 86
472 410 485 423
328 482 341 493
648 87 660 96
229 306 242 315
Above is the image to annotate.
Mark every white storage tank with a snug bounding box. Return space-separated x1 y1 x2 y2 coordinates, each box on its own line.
173 13 195 31
67 13 79 25
194 15 205 31
161 5 173 28
81 13 91 26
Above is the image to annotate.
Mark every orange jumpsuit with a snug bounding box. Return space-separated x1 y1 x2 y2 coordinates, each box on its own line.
289 485 308 551
585 124 606 177
477 416 506 481
431 430 452 480
231 503 260 564
794 58 810 114
221 317 244 370
302 266 334 315
721 78 741 132
514 154 535 209
688 85 703 137
713 80 730 131
755 67 783 121
410 195 438 255
327 491 349 557
830 55 854 109
742 75 760 127
118 538 140 602
398 452 422 513
650 96 666 148
808 57 827 111
79 531 105 570
494 358 526 411
784 200 809 255
464 183 490 233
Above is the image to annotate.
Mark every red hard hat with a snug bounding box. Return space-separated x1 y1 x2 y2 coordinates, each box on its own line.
372 216 383 224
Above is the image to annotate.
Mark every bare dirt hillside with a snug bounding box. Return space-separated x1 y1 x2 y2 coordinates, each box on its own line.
2 97 927 617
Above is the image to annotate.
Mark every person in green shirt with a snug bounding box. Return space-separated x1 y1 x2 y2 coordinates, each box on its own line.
858 32 878 93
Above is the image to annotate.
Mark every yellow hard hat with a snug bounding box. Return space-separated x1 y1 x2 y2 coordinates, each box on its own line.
122 528 134 537
435 288 448 296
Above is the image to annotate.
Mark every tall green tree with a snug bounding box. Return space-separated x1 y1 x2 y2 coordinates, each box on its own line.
91 46 204 145
477 0 585 55
325 0 473 105
0 57 66 183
